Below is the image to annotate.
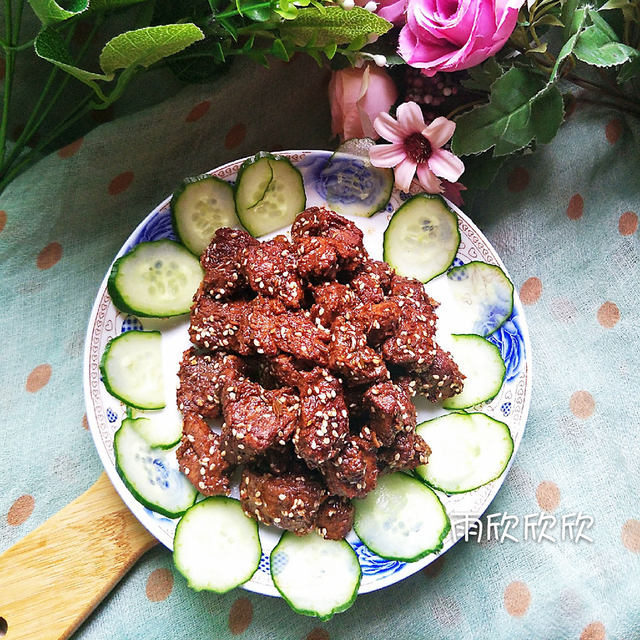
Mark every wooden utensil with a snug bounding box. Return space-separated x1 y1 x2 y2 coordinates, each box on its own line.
0 473 157 640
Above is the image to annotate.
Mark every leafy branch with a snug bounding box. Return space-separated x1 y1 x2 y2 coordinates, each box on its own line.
0 0 391 192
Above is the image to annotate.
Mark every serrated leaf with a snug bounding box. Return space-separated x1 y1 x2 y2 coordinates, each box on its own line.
549 8 586 81
451 68 564 157
29 0 88 25
573 11 637 67
462 57 503 92
99 23 204 74
561 0 580 38
346 34 367 50
459 150 507 192
35 26 112 87
279 6 391 47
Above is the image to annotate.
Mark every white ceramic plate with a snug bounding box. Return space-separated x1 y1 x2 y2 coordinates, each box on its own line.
83 150 532 597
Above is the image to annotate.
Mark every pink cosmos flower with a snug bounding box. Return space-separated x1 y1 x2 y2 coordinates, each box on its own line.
369 101 464 193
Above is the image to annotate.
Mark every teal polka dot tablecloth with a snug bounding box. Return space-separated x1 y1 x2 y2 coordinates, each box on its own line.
1 55 639 640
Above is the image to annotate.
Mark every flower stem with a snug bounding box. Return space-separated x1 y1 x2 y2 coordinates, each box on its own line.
568 74 640 116
446 99 486 120
0 0 15 165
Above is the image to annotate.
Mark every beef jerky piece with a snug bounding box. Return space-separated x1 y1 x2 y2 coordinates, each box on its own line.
363 381 416 446
381 300 437 371
389 273 439 313
321 434 378 499
189 291 250 354
241 235 304 309
411 345 465 402
315 496 355 540
329 317 389 385
200 228 257 299
350 299 402 346
237 296 287 357
176 413 233 496
310 281 359 329
357 258 395 292
296 236 340 281
293 367 349 468
177 348 245 417
291 207 367 271
378 430 431 472
220 379 300 464
239 467 325 535
349 272 385 305
274 312 331 365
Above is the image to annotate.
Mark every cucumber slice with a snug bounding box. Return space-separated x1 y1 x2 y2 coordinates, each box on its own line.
171 175 241 256
441 334 506 409
114 418 197 518
108 240 203 318
174 497 261 593
100 330 165 410
270 531 361 620
426 261 514 336
130 407 183 449
353 473 450 562
383 194 460 282
235 153 306 236
415 412 514 494
320 152 393 218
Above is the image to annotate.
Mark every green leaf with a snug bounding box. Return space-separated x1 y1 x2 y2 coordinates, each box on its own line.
271 38 289 60
532 13 564 26
323 41 337 60
451 68 564 157
279 6 392 47
28 0 88 25
99 23 204 74
34 26 112 90
549 8 586 81
561 0 580 38
461 57 503 92
89 0 149 10
239 0 273 21
600 0 633 10
573 11 638 67
618 55 640 82
460 151 507 193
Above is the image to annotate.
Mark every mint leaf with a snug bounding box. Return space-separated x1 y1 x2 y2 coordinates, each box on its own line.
462 57 503 92
99 24 204 75
279 6 392 47
29 0 88 25
451 68 564 157
35 26 112 89
574 9 637 67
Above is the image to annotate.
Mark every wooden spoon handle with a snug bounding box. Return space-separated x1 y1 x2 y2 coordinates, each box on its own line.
0 473 157 640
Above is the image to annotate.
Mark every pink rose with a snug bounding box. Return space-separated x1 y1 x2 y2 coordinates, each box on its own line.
328 65 398 141
398 0 525 76
354 0 408 25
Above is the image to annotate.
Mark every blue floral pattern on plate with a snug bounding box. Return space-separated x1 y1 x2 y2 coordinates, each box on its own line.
352 541 406 576
487 310 526 382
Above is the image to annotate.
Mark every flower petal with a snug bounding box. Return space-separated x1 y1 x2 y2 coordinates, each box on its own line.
394 158 418 191
428 149 465 182
369 143 407 168
422 117 456 148
416 163 442 193
395 101 426 134
373 112 406 143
